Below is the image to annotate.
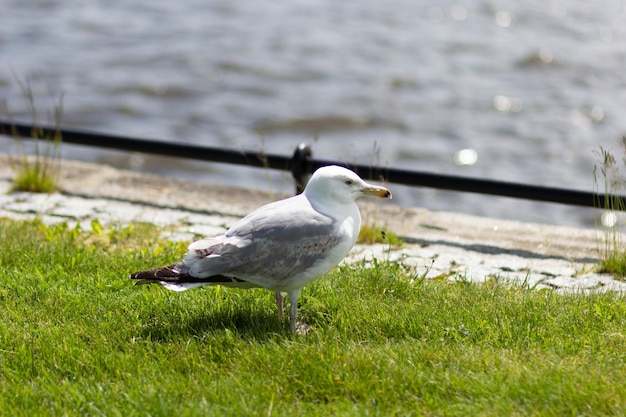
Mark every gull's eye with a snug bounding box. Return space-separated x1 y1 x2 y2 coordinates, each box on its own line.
344 179 354 186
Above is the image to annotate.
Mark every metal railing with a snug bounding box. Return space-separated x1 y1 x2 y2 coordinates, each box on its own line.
1 119 624 210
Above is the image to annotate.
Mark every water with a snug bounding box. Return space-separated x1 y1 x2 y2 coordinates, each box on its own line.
2 0 626 228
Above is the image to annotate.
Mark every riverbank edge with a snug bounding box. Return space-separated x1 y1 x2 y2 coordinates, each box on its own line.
2 153 623 292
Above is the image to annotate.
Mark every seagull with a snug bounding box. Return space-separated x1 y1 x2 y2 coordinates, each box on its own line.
130 165 392 333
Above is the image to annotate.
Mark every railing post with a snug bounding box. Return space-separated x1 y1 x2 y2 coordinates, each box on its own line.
290 143 312 195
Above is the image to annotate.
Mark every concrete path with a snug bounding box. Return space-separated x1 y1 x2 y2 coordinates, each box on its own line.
1 154 624 293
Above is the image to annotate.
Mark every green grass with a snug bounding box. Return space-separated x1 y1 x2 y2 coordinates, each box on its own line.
357 222 403 247
9 148 60 193
1 219 626 416
597 250 626 277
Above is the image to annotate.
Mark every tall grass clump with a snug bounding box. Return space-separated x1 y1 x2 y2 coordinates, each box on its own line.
594 145 626 277
2 72 63 193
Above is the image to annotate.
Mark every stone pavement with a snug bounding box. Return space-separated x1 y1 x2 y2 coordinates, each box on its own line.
1 154 625 293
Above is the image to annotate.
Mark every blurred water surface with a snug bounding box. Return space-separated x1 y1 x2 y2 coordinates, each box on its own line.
2 0 626 227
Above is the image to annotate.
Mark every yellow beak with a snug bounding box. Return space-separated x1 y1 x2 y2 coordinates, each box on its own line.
362 184 392 199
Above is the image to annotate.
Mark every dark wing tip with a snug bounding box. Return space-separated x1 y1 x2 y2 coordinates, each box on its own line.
129 265 245 286
130 264 180 281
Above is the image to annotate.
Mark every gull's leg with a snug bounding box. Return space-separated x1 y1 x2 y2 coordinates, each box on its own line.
274 291 284 321
287 290 299 334
287 290 310 335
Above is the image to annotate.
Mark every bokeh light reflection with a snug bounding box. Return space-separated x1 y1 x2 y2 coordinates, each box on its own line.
601 211 618 228
453 148 478 166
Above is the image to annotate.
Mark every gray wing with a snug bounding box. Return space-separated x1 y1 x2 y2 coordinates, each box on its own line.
225 195 334 241
182 195 342 286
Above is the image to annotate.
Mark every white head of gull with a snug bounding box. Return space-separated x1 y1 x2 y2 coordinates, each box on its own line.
131 165 392 334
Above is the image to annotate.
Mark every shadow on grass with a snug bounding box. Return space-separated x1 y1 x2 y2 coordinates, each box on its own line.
140 308 288 342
